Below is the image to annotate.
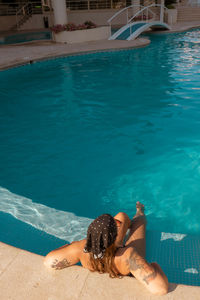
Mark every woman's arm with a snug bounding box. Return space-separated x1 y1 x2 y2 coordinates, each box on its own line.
44 240 84 270
124 247 168 295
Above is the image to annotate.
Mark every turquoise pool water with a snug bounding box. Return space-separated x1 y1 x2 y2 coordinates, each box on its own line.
0 31 51 45
0 29 200 253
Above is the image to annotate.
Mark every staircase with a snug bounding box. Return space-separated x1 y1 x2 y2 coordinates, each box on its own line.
177 0 200 22
177 7 200 21
10 3 42 31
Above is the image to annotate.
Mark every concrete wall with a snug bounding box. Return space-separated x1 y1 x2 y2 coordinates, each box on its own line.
53 26 111 43
0 15 50 31
68 9 126 26
0 16 16 31
164 9 177 25
19 14 54 31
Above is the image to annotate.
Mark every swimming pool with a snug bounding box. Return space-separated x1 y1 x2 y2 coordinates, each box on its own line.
0 31 52 45
0 29 200 256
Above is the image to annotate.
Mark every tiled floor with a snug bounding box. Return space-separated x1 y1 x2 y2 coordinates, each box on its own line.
1 241 200 300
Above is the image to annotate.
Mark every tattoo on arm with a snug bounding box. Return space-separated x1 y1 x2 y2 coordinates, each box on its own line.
51 258 71 270
126 250 156 285
143 271 157 285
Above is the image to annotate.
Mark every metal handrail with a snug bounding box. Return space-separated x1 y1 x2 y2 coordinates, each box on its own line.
15 3 32 30
128 7 156 23
109 3 169 40
107 4 144 24
108 3 168 26
0 0 125 15
187 0 200 6
16 3 30 18
0 2 42 16
128 5 156 24
127 4 169 38
126 4 160 38
66 0 117 10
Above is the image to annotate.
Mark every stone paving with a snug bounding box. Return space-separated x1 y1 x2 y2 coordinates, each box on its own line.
0 242 200 300
0 38 150 70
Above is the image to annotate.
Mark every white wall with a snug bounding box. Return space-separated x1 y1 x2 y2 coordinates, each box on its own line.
54 26 111 43
68 9 126 26
52 0 68 24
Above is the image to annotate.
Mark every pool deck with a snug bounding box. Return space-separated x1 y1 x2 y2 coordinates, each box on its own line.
0 242 200 300
1 20 200 299
0 21 200 71
0 38 150 71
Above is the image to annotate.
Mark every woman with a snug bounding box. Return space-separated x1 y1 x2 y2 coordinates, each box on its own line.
44 202 168 295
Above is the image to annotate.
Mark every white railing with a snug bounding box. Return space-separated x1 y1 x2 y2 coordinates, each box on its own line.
15 3 33 30
0 2 42 16
0 0 126 15
176 0 200 6
128 5 156 23
0 4 18 16
108 5 144 24
0 1 160 15
108 3 168 25
107 3 158 32
129 4 169 23
108 3 169 39
65 0 126 10
187 0 200 6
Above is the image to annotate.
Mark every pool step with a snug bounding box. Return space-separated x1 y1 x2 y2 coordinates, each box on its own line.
177 7 200 21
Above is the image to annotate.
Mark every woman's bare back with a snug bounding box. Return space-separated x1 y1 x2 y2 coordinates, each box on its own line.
79 239 130 275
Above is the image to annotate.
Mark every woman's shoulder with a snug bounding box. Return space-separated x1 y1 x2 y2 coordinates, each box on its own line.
69 239 87 255
78 239 94 271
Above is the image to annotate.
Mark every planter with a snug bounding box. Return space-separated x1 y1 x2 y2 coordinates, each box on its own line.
165 9 177 25
53 26 111 43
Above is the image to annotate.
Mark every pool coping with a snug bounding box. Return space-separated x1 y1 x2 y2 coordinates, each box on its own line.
0 242 199 300
0 21 200 71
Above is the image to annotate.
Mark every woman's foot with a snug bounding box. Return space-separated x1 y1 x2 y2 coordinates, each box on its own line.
135 201 145 217
128 202 145 228
125 202 146 253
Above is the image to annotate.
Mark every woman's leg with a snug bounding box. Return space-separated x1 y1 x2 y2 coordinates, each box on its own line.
125 202 146 258
114 212 131 248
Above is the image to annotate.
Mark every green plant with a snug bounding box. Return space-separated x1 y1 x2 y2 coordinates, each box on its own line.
84 21 96 28
165 0 176 8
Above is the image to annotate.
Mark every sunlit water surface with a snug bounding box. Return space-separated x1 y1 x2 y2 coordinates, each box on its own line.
0 29 200 250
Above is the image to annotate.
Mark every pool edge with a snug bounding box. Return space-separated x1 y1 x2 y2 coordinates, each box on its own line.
0 37 150 71
0 241 199 300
